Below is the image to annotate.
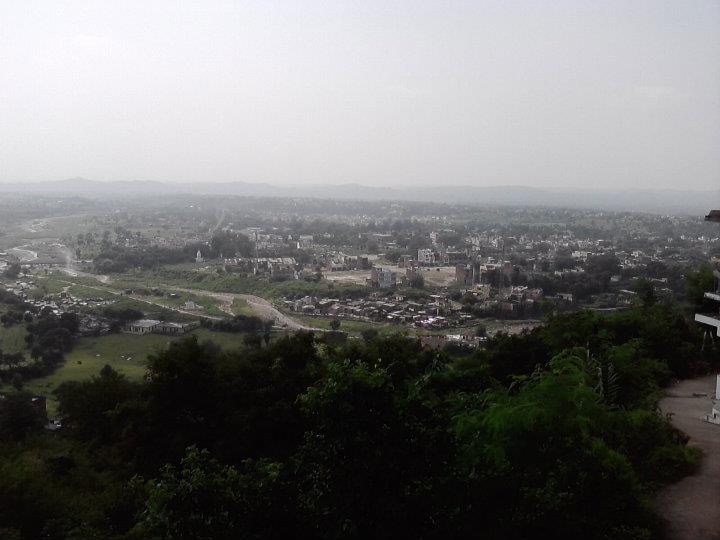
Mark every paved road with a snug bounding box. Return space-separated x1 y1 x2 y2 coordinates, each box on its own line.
656 375 720 540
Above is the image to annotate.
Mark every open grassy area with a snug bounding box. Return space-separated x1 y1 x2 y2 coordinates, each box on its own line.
150 290 225 317
0 322 29 354
102 268 369 300
68 284 118 300
2 327 264 416
7 333 168 415
231 297 254 316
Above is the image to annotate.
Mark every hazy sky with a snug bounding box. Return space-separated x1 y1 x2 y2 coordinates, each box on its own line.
1 1 719 189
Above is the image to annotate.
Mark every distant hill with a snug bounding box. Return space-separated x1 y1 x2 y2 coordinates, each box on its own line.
1 178 718 215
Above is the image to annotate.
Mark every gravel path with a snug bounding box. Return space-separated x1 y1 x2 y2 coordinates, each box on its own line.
655 375 720 540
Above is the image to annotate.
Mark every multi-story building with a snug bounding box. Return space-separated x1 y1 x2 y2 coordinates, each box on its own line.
694 210 720 425
695 210 720 340
367 268 397 289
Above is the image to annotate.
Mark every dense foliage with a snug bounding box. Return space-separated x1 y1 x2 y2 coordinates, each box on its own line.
0 304 714 539
0 310 79 383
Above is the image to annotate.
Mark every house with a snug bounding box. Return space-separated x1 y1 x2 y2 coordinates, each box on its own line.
367 268 397 289
455 264 473 285
156 321 198 335
418 249 445 265
125 319 160 334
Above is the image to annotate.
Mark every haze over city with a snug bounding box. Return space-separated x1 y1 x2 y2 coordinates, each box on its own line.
1 0 719 190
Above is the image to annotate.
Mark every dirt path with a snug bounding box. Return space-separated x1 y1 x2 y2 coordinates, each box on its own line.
57 269 321 330
655 375 720 540
166 287 320 331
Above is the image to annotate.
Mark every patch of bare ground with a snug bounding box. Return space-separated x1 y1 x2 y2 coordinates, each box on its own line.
656 375 720 540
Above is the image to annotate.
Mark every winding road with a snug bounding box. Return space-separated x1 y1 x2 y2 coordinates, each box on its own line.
655 375 720 540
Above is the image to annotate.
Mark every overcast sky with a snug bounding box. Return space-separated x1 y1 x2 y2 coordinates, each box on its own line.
1 1 719 190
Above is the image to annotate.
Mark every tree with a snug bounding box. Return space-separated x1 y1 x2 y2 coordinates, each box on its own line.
361 328 379 342
409 273 425 289
632 277 656 307
209 230 252 259
243 333 262 348
3 263 21 279
0 392 46 440
56 366 137 442
330 318 341 331
10 373 23 391
686 264 715 312
452 351 660 539
138 447 293 540
295 360 450 538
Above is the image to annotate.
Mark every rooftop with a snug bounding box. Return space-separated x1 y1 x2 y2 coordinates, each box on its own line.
130 319 161 328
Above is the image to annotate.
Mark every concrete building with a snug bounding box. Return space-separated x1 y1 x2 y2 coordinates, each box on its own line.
455 264 475 286
695 210 720 425
125 319 160 334
367 268 397 289
695 208 720 338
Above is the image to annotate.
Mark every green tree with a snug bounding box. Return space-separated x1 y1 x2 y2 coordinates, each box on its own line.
409 273 425 289
686 264 715 312
0 392 46 440
632 277 656 306
2 263 21 279
138 447 292 540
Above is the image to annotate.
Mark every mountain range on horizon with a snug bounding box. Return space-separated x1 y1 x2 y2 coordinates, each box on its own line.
1 177 718 216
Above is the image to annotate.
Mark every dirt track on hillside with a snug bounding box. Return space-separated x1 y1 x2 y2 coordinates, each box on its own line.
655 375 720 540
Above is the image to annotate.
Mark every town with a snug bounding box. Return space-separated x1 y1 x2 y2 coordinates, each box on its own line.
0 194 717 360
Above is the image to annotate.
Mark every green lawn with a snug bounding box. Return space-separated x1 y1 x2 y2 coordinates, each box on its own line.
231 297 254 316
0 323 29 354
68 284 118 300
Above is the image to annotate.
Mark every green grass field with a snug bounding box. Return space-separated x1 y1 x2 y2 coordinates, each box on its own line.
6 333 167 415
0 322 29 354
231 297 254 316
0 327 261 416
